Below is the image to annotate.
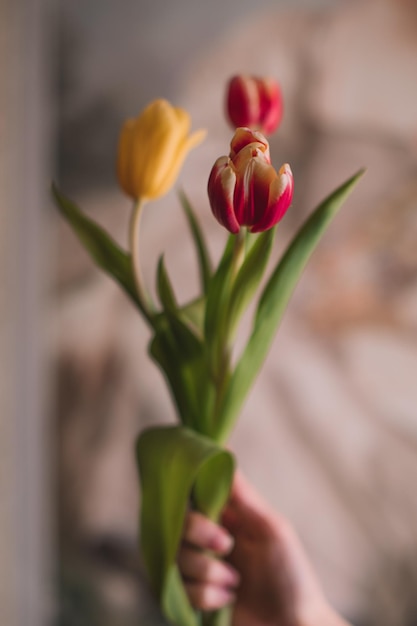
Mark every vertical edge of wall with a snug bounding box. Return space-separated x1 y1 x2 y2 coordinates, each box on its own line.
0 0 55 624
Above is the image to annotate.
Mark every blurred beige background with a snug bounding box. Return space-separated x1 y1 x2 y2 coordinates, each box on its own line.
2 0 417 625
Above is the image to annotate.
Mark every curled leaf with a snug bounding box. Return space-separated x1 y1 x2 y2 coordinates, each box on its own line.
137 426 235 626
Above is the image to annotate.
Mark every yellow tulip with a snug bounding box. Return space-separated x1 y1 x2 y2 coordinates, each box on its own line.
117 99 206 200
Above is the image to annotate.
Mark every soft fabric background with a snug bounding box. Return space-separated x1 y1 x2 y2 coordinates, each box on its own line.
2 1 417 625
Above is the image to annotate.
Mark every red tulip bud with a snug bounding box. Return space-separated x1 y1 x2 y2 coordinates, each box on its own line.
208 128 293 234
226 75 283 135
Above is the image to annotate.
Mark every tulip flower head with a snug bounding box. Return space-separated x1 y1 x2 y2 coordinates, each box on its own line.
117 99 206 201
226 75 283 136
208 128 293 234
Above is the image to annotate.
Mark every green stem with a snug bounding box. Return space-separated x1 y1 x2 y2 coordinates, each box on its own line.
230 229 245 280
129 198 155 322
211 348 230 441
222 229 246 355
211 230 246 440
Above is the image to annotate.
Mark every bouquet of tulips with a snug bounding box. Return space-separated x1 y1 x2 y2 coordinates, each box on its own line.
53 75 362 626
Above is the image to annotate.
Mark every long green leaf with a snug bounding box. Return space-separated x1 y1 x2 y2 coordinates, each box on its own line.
150 313 215 433
215 169 365 442
156 257 204 348
204 235 236 381
226 228 276 340
52 183 144 313
181 296 205 333
204 234 235 345
157 255 178 314
137 426 235 626
179 189 212 294
149 328 195 428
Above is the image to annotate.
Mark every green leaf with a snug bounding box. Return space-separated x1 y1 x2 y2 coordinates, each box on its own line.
179 189 212 294
204 235 235 342
149 328 195 428
215 169 365 443
156 257 204 348
166 314 203 362
52 183 144 314
150 313 215 433
181 296 205 333
157 255 178 314
155 257 204 365
136 426 235 626
226 227 276 340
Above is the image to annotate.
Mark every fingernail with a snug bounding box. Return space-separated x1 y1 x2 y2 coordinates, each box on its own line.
225 564 240 588
212 530 234 554
220 588 236 606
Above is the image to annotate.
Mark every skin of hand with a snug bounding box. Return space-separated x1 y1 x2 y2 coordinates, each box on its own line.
178 471 351 626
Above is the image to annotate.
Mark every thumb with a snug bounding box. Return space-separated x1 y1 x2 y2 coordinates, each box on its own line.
222 470 278 535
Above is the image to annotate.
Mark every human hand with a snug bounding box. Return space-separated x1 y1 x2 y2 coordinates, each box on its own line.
178 471 350 626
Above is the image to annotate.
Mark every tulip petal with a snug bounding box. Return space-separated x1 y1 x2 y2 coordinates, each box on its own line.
146 106 204 198
251 164 293 233
232 156 250 227
234 157 275 229
154 128 206 199
230 127 270 161
227 75 259 130
250 158 278 227
131 100 187 198
208 157 240 234
217 166 240 234
173 105 192 134
257 78 283 135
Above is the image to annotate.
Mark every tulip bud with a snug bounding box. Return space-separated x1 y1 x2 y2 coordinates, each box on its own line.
208 128 293 234
226 75 283 135
117 99 206 200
